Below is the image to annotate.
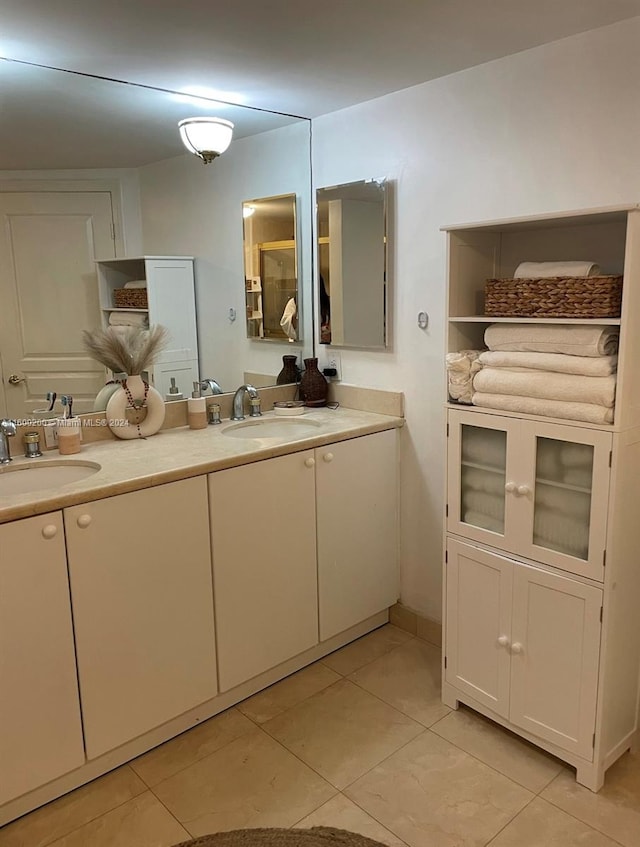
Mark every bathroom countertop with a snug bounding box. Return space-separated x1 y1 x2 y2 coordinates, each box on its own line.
0 407 403 524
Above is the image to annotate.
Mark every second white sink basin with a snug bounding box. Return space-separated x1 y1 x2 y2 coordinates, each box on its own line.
222 417 323 441
0 460 102 497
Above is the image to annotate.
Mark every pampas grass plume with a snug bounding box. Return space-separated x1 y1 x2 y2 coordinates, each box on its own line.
83 325 169 375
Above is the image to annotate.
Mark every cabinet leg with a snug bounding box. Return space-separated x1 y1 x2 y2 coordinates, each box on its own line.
575 761 605 793
441 681 460 710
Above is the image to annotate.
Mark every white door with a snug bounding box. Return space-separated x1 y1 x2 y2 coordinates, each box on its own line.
0 191 116 418
444 539 512 718
209 451 318 691
0 513 85 804
65 477 217 759
509 562 602 759
447 409 522 555
316 429 399 641
518 421 612 581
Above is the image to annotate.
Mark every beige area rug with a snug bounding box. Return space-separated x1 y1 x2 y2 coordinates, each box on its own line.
172 827 387 847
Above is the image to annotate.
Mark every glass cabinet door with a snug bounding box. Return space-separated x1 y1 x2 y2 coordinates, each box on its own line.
522 423 612 581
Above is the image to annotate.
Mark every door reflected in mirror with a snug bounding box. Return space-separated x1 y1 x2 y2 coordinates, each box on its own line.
242 194 300 343
317 179 388 349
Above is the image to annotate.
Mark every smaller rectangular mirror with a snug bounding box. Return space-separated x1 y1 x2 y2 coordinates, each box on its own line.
242 194 300 342
317 178 388 349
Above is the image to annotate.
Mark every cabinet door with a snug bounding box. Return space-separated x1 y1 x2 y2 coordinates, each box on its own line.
444 539 512 718
0 513 84 804
518 422 612 581
65 477 217 759
448 409 523 555
209 451 318 691
510 563 602 759
316 429 399 641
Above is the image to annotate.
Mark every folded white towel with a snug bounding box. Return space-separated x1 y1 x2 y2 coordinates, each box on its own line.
446 350 482 404
123 280 147 289
477 351 617 376
534 484 591 521
461 467 506 497
474 368 616 407
462 491 504 521
563 467 593 488
472 392 614 425
108 311 149 328
484 324 619 357
461 428 506 468
514 261 601 278
534 507 589 559
463 510 503 534
558 443 593 469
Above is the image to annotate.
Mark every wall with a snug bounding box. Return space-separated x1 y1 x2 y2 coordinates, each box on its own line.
311 17 640 621
138 121 312 391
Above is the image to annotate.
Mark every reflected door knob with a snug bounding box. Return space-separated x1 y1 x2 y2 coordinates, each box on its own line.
41 524 58 539
497 635 510 648
76 514 92 529
510 642 524 655
323 452 334 463
516 485 531 497
8 374 25 385
304 457 315 468
505 482 517 493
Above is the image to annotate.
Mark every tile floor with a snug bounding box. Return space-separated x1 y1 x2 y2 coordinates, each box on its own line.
2 624 639 847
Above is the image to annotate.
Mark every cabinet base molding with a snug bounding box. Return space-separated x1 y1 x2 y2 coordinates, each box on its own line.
441 682 632 793
0 611 388 827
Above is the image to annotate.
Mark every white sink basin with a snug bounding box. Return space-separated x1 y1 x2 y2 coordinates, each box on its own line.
222 416 323 441
0 460 101 497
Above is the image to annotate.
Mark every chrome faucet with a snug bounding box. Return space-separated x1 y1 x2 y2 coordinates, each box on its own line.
231 384 259 421
0 419 17 465
200 378 223 396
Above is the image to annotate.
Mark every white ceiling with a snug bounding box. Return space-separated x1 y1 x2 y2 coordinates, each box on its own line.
1 0 640 168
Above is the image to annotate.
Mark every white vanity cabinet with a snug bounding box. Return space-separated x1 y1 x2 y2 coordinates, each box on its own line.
96 256 200 397
444 538 602 761
0 513 85 805
209 429 400 689
447 408 612 581
317 429 399 640
209 450 319 692
64 476 217 759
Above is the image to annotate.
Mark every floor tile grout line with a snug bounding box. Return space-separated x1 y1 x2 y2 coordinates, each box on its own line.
339 791 411 846
345 673 445 731
145 783 193 840
538 791 629 846
482 793 539 846
321 635 417 679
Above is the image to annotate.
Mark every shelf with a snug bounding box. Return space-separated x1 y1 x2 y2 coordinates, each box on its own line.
461 460 505 474
102 307 149 313
449 316 621 325
536 477 592 495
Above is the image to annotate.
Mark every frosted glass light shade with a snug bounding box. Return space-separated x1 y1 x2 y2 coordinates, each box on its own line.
178 117 234 163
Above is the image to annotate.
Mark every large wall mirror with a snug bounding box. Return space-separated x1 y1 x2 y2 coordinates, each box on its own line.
0 58 313 419
242 194 299 342
317 178 388 349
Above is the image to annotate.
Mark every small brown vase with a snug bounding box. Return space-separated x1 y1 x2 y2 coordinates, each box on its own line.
276 355 301 385
299 358 328 407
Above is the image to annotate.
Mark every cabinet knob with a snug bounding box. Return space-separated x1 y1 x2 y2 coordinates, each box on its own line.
510 642 524 655
505 482 517 493
304 457 315 468
516 485 531 497
41 524 58 539
76 514 92 529
323 452 334 463
497 635 510 648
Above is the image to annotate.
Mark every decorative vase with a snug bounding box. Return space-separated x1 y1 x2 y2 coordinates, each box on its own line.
299 358 328 407
276 355 301 385
105 374 166 440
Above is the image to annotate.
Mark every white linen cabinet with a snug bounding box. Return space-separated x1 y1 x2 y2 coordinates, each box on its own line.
96 256 200 397
442 205 640 790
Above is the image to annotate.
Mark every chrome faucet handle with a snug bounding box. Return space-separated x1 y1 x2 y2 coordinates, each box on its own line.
249 397 262 417
231 384 258 421
0 419 17 464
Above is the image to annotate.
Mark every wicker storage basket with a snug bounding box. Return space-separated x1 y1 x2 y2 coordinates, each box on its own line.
484 275 622 318
113 288 148 309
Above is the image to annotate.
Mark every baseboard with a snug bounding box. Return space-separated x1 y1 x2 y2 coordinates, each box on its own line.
390 602 442 647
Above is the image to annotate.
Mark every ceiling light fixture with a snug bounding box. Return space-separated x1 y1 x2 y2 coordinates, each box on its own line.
178 117 234 164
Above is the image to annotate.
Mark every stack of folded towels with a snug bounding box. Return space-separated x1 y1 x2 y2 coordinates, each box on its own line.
472 323 619 424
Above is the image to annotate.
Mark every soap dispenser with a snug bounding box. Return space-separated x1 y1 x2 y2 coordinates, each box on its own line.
188 381 207 430
165 377 183 402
